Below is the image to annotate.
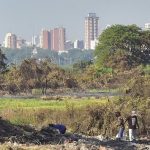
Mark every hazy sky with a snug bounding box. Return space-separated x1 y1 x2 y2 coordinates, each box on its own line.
0 0 150 42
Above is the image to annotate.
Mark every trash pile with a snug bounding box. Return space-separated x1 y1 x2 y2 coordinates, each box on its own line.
0 118 150 150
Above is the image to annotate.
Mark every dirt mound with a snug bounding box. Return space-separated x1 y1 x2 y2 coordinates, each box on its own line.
0 118 66 144
0 117 35 143
0 118 150 150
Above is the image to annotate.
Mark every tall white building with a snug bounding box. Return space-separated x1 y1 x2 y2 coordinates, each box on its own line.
145 23 150 30
84 13 99 49
4 33 17 49
32 35 39 47
90 39 98 50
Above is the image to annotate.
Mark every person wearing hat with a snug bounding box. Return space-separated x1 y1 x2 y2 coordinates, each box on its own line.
125 111 139 142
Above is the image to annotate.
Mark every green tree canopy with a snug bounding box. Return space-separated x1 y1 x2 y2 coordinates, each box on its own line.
95 24 150 68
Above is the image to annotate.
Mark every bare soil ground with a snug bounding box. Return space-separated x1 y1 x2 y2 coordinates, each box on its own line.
0 118 150 150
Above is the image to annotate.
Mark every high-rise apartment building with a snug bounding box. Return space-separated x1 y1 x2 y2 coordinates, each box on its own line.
51 27 65 51
84 13 99 49
40 27 66 51
4 33 17 49
40 29 51 49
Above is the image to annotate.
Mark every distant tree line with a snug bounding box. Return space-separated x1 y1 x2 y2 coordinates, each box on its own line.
2 48 94 66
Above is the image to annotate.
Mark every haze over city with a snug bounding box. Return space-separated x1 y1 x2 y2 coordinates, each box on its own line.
0 0 150 43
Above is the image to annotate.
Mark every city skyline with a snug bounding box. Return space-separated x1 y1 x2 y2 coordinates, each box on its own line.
0 0 150 43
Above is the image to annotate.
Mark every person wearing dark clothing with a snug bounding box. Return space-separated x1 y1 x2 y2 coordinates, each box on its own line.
126 111 139 142
49 124 66 134
115 112 125 140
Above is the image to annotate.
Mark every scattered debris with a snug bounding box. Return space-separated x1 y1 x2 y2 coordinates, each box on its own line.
0 118 150 150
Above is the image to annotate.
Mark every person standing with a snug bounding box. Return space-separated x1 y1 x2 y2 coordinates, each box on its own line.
115 111 125 140
126 111 139 142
